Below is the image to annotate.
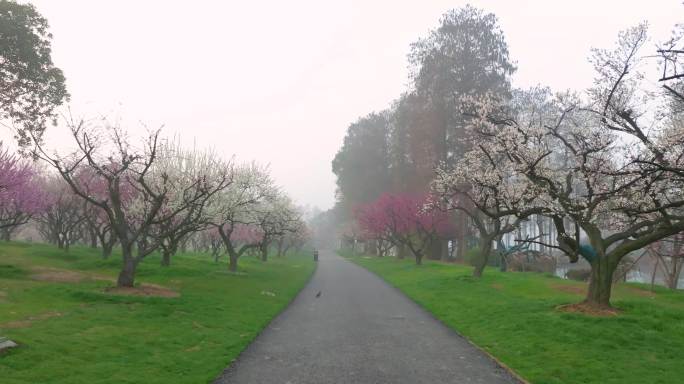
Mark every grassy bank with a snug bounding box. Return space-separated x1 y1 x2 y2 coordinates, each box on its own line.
347 254 684 384
0 242 315 384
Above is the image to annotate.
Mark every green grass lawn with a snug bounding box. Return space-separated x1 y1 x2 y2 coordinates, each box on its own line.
347 254 684 384
0 242 315 384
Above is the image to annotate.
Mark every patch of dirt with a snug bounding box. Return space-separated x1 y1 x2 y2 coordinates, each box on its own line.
104 284 180 298
491 283 504 290
551 284 586 295
30 267 86 283
29 267 113 284
556 302 620 317
0 311 63 329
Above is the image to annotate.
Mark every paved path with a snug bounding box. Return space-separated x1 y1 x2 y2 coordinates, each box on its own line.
214 251 520 384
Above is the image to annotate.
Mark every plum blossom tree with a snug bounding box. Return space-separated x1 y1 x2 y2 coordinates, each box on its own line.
74 167 118 258
431 87 557 276
36 175 88 249
356 193 451 265
192 228 225 262
355 200 395 257
34 119 232 287
208 162 276 272
147 144 234 267
0 145 47 239
449 24 684 308
274 220 309 257
252 194 301 262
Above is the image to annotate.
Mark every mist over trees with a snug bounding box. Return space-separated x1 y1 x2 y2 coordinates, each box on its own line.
0 0 311 290
334 5 515 260
332 5 684 309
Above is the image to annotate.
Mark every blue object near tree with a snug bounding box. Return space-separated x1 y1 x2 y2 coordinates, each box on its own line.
578 244 597 263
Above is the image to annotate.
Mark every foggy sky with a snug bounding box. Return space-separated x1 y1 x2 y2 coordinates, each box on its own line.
14 0 683 210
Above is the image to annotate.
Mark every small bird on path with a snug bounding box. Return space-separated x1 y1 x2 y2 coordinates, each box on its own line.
315 291 321 298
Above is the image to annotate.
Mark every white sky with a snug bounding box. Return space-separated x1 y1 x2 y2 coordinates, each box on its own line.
12 0 684 210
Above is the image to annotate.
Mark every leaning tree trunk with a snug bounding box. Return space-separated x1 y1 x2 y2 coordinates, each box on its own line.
473 235 495 278
584 255 618 308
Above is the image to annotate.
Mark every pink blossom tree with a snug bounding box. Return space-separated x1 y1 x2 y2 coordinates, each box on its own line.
0 145 47 240
355 201 394 257
356 193 451 265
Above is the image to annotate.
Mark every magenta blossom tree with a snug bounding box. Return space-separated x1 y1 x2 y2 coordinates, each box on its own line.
356 193 451 265
0 145 47 240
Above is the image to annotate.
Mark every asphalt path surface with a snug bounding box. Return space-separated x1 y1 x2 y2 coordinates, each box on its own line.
214 250 521 384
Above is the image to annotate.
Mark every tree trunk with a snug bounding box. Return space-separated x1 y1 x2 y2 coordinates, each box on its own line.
455 213 468 262
397 243 408 259
2 229 11 241
584 256 617 308
428 239 441 260
497 238 508 272
415 251 423 265
102 242 113 259
90 230 98 248
228 252 238 272
277 239 284 257
117 246 138 287
473 235 494 278
260 243 268 262
161 250 171 267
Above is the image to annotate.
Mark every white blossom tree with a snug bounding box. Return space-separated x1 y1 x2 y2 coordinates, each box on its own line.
447 25 684 309
252 194 302 262
207 162 277 272
34 119 231 287
432 91 546 276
